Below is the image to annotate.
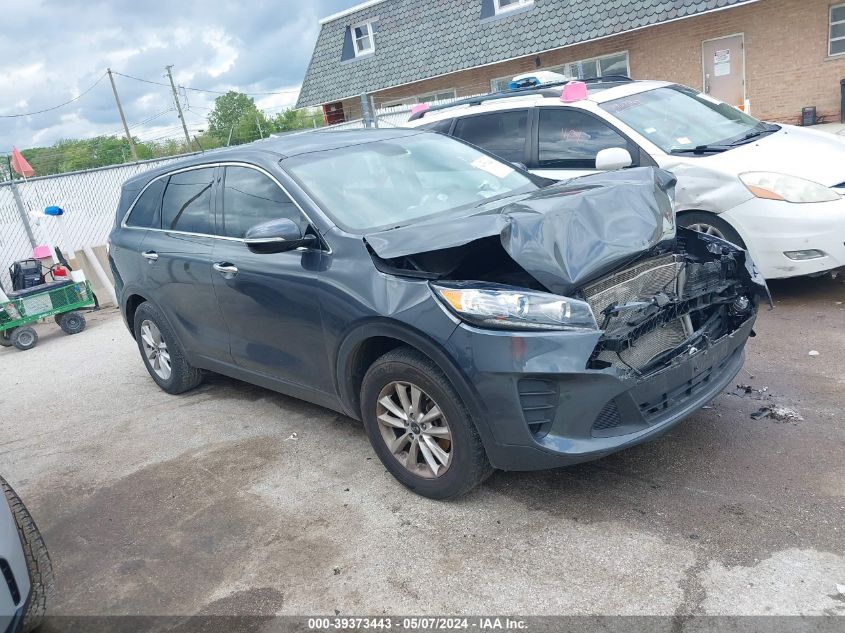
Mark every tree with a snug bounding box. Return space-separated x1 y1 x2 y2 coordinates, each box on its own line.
207 91 263 141
271 108 324 132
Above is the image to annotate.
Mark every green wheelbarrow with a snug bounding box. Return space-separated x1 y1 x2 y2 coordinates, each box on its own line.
0 280 95 351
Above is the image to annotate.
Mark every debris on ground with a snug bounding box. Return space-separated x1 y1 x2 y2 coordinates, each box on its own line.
808 350 820 357
285 432 298 441
733 384 769 398
751 405 803 423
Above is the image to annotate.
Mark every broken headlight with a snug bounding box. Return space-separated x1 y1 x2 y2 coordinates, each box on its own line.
432 282 598 331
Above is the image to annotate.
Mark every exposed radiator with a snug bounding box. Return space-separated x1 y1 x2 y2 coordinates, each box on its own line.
583 255 693 371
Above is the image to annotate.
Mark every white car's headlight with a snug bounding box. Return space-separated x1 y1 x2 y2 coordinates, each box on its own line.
740 172 840 203
432 283 598 331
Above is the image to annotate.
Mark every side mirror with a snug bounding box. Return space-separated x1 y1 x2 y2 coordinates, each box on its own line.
244 218 316 254
511 161 528 171
595 147 633 171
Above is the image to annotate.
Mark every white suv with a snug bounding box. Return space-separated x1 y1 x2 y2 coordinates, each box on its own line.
407 77 845 280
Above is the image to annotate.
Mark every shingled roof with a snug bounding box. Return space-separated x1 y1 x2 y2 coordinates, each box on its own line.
296 0 758 108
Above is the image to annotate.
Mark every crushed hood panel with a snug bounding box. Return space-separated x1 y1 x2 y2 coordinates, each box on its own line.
366 167 677 295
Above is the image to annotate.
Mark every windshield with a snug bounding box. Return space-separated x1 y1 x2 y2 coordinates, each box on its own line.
601 85 771 153
284 133 538 232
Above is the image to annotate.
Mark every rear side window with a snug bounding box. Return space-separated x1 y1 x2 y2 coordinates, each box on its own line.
453 110 528 163
161 168 215 234
219 166 303 239
126 179 165 228
538 109 629 169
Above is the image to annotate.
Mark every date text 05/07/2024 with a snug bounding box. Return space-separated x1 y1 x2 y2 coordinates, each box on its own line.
307 617 529 630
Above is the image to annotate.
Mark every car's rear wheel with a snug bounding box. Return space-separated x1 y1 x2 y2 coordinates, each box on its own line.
360 347 492 499
1 477 55 633
678 211 745 248
133 302 203 394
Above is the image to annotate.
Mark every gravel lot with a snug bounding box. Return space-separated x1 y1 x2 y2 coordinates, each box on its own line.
0 276 843 621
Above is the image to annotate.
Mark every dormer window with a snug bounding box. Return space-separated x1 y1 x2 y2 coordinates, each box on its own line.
494 0 533 14
353 21 375 56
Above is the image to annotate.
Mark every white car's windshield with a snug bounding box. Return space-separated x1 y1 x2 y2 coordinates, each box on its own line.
285 133 538 232
601 85 779 154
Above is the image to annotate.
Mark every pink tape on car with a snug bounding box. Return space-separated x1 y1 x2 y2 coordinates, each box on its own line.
561 81 588 103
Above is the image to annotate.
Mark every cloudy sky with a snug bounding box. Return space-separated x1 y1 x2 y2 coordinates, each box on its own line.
0 0 360 152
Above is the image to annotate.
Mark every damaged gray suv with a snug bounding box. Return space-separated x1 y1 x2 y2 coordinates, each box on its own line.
109 129 766 499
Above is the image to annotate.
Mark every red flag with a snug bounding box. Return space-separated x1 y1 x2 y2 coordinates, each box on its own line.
10 147 35 178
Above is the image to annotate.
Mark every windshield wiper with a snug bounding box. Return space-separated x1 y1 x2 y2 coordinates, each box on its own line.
727 123 781 146
669 145 731 155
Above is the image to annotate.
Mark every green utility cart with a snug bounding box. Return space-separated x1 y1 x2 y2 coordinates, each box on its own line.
0 281 95 351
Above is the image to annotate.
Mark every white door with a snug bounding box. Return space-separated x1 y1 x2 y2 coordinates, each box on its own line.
702 34 745 107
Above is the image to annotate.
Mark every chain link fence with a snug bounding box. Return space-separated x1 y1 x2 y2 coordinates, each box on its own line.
0 153 197 290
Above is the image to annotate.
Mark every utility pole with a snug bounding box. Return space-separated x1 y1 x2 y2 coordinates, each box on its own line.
165 65 192 148
107 68 138 161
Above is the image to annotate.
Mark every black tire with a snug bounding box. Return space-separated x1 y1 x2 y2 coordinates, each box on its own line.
360 347 492 500
678 211 746 249
133 301 203 394
58 311 86 335
1 477 55 633
0 329 13 347
11 327 38 351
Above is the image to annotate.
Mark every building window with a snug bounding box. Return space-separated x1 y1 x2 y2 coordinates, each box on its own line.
353 21 375 56
489 52 630 92
494 0 533 14
830 4 845 56
382 90 457 109
416 89 457 104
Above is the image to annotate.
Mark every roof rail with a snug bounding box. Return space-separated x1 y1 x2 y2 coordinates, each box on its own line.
407 75 634 121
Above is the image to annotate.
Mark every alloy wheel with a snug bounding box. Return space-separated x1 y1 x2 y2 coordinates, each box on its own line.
687 223 726 240
376 381 453 479
140 320 172 380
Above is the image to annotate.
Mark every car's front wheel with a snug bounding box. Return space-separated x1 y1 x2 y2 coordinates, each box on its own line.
133 302 203 395
360 347 492 499
678 211 746 248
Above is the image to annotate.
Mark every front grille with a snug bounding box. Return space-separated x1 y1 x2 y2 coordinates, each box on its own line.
1 558 21 605
517 378 559 438
592 400 623 431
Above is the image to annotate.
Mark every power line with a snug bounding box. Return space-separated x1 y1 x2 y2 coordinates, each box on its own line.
0 72 108 118
111 70 300 96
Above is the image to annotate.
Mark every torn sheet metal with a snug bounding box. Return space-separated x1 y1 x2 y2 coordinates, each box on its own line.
366 167 678 295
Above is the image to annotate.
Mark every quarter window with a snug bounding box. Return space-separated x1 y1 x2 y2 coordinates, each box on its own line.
160 167 215 235
831 4 845 55
220 167 302 239
538 110 629 169
126 179 165 228
453 110 529 163
419 118 455 134
353 21 375 56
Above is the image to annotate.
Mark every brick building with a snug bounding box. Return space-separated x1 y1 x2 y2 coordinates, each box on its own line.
297 0 845 126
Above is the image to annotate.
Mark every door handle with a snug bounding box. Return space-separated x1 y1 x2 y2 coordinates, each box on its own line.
213 262 239 277
142 251 159 261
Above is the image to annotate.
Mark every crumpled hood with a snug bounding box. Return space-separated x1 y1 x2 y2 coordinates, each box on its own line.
365 167 677 296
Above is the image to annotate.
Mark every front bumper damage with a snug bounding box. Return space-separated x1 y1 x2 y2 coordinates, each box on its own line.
366 167 767 470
